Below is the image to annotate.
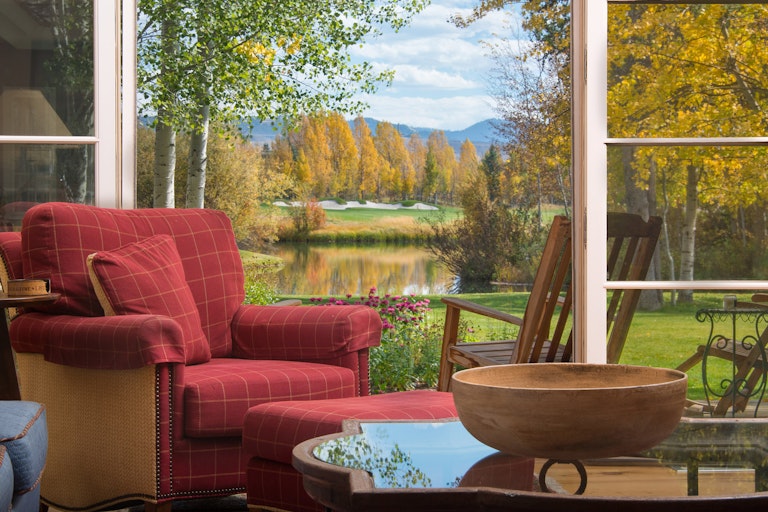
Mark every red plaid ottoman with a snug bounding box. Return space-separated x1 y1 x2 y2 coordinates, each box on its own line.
243 390 457 512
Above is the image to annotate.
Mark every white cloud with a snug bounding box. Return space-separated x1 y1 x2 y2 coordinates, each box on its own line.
359 94 497 131
390 65 482 90
351 1 517 129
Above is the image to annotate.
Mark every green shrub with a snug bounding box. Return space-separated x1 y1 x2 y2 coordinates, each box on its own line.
244 280 281 305
310 287 440 393
240 250 283 305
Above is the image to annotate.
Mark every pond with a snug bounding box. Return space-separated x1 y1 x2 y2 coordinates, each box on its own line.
270 243 456 297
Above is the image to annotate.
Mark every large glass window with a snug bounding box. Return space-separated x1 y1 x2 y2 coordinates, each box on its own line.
0 0 95 220
0 0 130 224
573 1 768 364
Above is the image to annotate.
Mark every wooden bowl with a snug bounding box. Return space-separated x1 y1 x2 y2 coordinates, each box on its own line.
451 363 688 460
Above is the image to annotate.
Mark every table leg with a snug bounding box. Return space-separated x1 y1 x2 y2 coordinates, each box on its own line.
0 313 20 400
756 465 768 492
687 459 699 496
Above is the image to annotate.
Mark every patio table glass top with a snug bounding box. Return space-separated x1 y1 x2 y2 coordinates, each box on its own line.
312 417 768 498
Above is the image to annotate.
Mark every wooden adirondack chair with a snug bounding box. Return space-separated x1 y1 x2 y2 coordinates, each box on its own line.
437 212 662 392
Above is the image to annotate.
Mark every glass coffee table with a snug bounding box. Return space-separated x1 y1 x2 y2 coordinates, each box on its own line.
292 417 768 512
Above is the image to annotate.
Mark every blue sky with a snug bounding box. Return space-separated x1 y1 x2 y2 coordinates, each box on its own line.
351 1 518 131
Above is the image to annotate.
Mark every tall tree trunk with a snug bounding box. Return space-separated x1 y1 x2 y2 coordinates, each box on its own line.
557 165 570 218
153 16 179 208
746 202 766 253
153 116 176 208
622 147 662 311
50 0 94 204
187 103 210 208
661 165 677 306
678 165 699 303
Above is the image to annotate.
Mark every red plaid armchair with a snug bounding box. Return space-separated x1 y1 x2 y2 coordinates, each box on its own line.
0 203 381 512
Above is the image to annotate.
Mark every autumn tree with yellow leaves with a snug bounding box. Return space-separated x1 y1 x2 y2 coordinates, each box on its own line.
264 114 489 207
608 3 768 296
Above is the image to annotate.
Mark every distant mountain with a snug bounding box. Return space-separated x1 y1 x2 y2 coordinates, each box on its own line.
240 117 502 157
239 119 284 146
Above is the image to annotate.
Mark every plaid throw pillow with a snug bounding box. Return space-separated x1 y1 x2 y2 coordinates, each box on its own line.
86 234 211 364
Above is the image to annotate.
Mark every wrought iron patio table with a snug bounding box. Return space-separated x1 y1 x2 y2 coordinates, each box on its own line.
696 306 768 416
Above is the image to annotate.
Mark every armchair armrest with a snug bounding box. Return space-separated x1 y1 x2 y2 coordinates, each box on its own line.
441 297 524 326
231 304 382 360
10 312 187 369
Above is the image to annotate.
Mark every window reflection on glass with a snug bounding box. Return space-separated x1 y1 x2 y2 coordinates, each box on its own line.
0 0 95 220
0 144 94 229
0 0 94 137
607 3 768 139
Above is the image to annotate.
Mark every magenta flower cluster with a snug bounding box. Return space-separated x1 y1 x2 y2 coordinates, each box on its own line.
309 287 431 334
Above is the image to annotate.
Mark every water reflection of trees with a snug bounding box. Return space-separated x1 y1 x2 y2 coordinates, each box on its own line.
273 244 455 296
316 431 432 489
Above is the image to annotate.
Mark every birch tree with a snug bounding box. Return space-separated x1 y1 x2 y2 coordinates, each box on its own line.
326 113 358 197
138 0 429 208
408 134 428 201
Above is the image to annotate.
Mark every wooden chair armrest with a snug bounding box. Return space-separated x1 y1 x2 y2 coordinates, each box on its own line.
441 297 523 326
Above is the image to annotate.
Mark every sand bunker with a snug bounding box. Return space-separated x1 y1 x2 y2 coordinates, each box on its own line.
274 200 438 211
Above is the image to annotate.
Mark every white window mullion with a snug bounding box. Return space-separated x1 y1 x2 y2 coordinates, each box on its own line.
608 281 768 291
572 0 609 363
94 0 120 207
121 0 137 209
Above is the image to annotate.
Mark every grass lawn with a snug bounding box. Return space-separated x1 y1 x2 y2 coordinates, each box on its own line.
309 206 460 242
281 290 749 401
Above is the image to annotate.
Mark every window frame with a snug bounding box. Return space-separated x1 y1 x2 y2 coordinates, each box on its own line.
0 0 135 209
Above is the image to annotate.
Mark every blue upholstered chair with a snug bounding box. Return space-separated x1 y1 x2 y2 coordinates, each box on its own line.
0 401 47 512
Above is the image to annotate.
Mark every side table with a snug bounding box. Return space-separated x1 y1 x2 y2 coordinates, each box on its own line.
0 293 59 400
696 306 768 416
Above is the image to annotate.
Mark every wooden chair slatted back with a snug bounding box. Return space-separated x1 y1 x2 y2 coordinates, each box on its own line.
513 215 573 364
437 212 662 391
605 213 663 363
513 213 661 365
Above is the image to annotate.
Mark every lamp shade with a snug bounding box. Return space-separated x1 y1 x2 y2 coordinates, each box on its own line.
0 89 71 136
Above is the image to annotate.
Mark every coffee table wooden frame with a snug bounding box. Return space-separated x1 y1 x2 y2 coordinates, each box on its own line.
292 419 768 512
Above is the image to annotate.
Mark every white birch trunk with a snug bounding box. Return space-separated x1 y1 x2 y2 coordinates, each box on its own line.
152 18 178 209
678 165 699 303
153 117 176 208
661 165 677 306
186 104 210 208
